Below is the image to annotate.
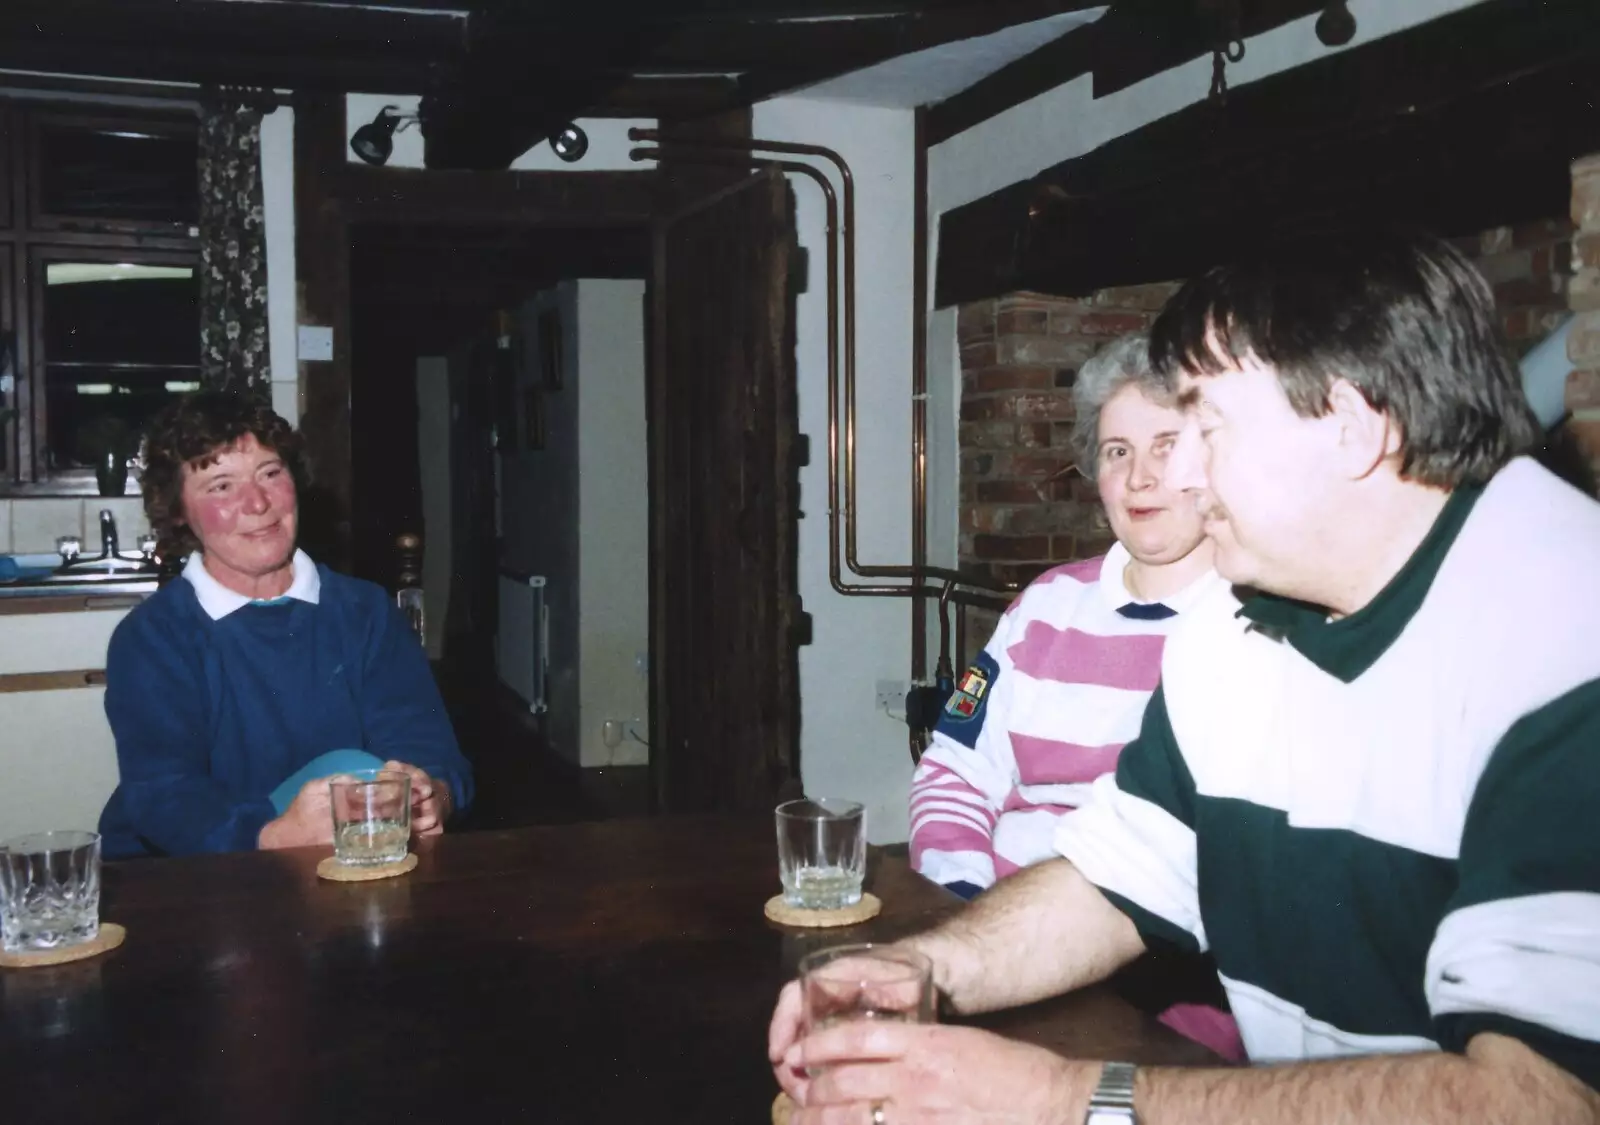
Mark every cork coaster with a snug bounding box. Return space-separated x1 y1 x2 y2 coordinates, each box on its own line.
316 852 418 882
0 922 126 969
764 892 881 928
772 1092 795 1125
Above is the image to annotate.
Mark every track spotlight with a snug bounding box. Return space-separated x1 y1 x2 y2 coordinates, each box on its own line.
350 105 418 166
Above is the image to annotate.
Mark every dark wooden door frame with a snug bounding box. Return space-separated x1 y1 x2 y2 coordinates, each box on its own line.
291 93 664 569
649 167 801 815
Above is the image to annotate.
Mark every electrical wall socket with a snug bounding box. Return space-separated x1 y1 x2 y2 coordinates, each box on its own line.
602 718 648 751
875 679 907 711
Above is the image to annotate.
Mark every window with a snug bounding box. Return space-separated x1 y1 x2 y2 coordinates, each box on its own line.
0 99 200 492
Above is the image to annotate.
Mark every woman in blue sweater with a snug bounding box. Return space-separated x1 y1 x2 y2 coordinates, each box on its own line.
98 393 473 858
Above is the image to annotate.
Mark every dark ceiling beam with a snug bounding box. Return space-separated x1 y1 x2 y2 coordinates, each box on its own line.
566 76 744 118
729 0 1108 103
329 163 662 226
610 0 1102 70
206 0 465 10
189 0 1099 18
0 0 463 51
0 0 463 91
934 0 1600 305
1087 0 1325 98
416 0 1105 166
0 42 441 92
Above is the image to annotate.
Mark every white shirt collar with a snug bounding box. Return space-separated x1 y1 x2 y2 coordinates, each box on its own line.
183 548 321 621
1095 538 1223 615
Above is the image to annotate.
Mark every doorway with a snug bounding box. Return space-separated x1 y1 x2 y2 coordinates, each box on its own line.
348 221 653 828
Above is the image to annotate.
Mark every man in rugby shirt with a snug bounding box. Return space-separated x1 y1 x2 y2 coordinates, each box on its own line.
770 233 1600 1125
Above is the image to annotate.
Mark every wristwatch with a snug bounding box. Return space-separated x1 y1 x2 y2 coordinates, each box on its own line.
1083 1061 1138 1124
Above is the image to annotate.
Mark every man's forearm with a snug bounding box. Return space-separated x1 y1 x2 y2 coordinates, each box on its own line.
1133 1033 1599 1125
901 857 1145 1014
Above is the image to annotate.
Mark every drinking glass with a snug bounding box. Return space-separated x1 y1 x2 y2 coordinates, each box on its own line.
0 830 102 953
800 944 936 1037
328 770 412 867
775 798 866 910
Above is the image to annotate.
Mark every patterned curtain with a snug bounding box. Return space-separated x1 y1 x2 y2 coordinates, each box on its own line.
197 99 270 400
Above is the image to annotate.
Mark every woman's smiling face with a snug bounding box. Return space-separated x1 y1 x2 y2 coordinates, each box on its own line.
179 432 298 591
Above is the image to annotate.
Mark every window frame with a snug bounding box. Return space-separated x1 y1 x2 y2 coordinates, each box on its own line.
26 244 202 491
0 244 16 482
0 94 201 495
25 108 199 239
0 105 15 232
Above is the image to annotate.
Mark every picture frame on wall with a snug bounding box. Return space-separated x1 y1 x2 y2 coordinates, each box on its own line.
539 308 564 391
523 385 546 451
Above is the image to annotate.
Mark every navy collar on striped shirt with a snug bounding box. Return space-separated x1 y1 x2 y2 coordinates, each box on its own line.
1116 602 1177 620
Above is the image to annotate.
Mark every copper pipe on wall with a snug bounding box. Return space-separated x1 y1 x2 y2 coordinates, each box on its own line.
633 144 887 601
911 107 930 686
632 128 1013 604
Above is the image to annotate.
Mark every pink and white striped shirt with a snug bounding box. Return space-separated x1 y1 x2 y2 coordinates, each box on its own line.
910 542 1225 891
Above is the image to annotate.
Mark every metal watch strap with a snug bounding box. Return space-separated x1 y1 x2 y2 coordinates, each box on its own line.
1085 1061 1138 1123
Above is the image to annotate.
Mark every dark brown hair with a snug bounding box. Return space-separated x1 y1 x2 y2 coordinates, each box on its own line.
1149 231 1542 488
141 391 307 561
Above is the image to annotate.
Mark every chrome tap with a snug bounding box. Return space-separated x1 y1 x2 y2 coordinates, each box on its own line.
99 508 118 560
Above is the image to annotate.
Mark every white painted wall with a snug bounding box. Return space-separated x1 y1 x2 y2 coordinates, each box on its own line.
928 0 1494 216
924 306 961 575
345 94 657 170
260 106 299 424
752 98 918 844
574 280 649 769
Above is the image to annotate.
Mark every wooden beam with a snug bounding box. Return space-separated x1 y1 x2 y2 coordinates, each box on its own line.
0 0 461 57
420 0 1101 167
0 0 462 90
934 0 1600 305
0 41 442 92
731 0 1107 104
292 94 355 569
1087 0 1325 98
587 76 743 117
332 165 662 225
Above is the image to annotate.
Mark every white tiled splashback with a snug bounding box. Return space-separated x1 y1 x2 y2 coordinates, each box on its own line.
1 497 150 555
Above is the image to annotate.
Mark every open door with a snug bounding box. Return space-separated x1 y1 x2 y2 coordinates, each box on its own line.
650 168 802 814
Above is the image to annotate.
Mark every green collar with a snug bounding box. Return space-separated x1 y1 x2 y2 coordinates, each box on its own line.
1236 482 1484 682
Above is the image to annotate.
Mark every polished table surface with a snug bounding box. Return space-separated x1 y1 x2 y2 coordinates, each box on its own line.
3 816 1216 1124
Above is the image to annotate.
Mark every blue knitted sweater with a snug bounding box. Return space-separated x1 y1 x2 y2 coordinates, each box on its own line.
98 565 473 858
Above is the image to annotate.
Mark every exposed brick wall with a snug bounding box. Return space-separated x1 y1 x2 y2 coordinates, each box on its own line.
957 217 1579 612
957 284 1180 596
1569 155 1600 469
1449 218 1574 356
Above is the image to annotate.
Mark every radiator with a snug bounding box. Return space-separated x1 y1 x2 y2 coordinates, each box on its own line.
496 573 549 714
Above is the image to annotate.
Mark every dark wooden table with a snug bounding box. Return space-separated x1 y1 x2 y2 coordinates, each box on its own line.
2 817 1215 1124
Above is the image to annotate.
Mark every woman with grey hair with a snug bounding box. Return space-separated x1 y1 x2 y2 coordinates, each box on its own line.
908 331 1239 1058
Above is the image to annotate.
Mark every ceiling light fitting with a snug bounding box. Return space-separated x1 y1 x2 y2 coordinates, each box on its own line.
550 123 589 164
1315 1 1357 47
350 105 418 166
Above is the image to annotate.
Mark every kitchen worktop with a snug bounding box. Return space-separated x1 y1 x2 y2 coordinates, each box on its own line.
0 575 158 610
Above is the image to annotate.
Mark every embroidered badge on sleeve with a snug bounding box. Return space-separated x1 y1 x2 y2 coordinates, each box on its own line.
934 650 1000 749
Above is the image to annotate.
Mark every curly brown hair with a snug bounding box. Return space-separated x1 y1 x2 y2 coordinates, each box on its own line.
141 391 308 562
